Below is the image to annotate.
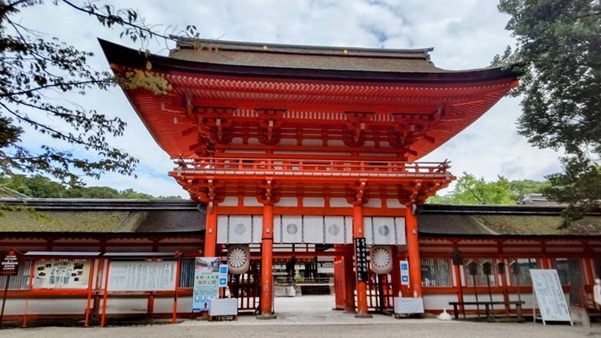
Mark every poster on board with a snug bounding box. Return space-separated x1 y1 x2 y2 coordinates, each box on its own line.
33 260 91 289
530 269 572 324
192 257 221 312
107 261 177 291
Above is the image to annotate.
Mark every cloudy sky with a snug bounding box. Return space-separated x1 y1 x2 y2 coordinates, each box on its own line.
13 0 562 198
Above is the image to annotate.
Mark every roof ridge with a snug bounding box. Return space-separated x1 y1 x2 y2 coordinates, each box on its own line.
172 36 434 59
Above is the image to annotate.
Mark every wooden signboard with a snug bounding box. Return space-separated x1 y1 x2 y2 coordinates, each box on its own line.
107 261 177 291
355 238 368 282
530 269 573 325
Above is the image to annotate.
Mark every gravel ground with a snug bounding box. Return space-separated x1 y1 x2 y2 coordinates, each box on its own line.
0 295 597 338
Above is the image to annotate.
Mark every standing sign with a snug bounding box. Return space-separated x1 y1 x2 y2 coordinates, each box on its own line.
400 260 409 286
192 257 221 312
530 269 573 325
1 251 19 325
218 264 229 287
1 252 19 276
355 238 368 282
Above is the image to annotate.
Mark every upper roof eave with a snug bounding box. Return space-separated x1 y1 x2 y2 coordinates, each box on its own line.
172 36 435 59
99 39 521 84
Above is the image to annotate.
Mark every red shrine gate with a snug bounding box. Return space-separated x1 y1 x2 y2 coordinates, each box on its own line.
101 37 519 317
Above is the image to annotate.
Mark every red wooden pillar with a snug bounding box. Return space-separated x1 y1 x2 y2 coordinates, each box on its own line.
259 203 276 318
353 204 370 317
343 243 356 312
333 244 345 310
453 262 464 314
405 206 423 297
391 246 401 298
204 204 218 257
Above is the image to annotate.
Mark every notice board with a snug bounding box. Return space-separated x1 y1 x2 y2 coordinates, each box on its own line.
530 269 572 324
107 261 177 291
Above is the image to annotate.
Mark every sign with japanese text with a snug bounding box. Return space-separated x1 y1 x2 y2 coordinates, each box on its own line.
530 269 572 324
1 252 19 276
355 238 368 282
107 261 177 291
192 257 221 312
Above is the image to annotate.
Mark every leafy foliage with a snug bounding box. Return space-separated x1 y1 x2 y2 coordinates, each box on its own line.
495 0 601 223
0 174 182 199
0 0 184 187
428 172 548 205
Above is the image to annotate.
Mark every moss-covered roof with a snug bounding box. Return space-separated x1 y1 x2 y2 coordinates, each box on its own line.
419 204 601 236
473 215 601 235
0 210 132 232
0 198 205 233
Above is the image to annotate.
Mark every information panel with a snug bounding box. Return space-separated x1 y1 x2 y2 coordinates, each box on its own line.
192 257 221 312
107 261 177 291
355 238 368 282
530 269 572 324
33 260 91 289
1 252 19 276
400 260 409 286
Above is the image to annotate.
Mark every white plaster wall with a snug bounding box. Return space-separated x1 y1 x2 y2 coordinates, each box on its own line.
220 196 238 207
275 197 297 207
364 199 381 208
329 198 350 207
423 293 456 312
386 199 405 209
243 197 262 207
303 198 324 207
4 298 89 315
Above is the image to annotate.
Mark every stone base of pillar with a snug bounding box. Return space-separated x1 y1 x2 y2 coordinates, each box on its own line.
256 314 278 320
354 313 373 318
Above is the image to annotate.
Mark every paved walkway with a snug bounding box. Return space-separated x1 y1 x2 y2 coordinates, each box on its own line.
1 295 600 338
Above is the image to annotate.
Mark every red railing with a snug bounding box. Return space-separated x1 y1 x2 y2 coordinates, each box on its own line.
171 158 451 178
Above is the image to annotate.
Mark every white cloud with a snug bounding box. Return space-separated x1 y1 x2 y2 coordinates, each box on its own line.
8 0 563 198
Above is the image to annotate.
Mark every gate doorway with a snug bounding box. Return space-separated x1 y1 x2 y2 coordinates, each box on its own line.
227 247 395 315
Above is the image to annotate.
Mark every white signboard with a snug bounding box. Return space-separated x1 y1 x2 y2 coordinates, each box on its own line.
108 261 177 291
33 260 91 289
400 260 409 286
530 269 572 324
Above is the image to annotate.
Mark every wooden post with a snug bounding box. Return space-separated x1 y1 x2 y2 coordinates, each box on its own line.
147 293 155 318
343 243 356 312
172 254 181 324
453 262 465 317
22 257 36 328
405 207 423 297
204 204 218 257
84 259 96 327
353 204 370 317
259 203 276 318
101 258 111 327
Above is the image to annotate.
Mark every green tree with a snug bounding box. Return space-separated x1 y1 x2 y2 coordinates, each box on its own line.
0 174 160 199
508 179 551 202
3 174 66 197
428 173 516 205
119 188 154 200
0 0 181 186
495 0 601 224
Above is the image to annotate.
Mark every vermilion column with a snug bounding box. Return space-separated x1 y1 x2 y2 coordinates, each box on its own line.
259 203 275 317
405 206 423 297
353 204 370 317
204 204 218 257
343 243 356 312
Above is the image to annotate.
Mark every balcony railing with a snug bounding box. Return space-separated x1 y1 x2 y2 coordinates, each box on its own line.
171 158 451 178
